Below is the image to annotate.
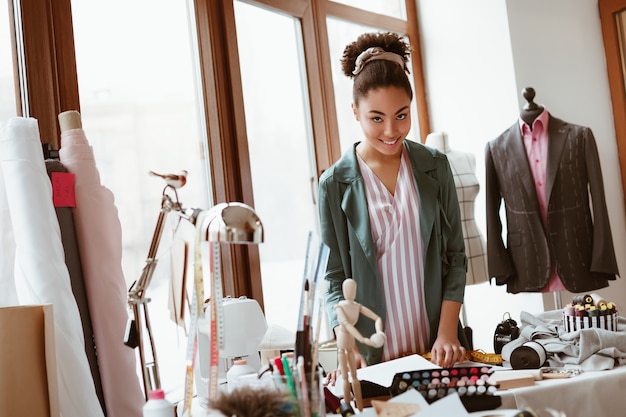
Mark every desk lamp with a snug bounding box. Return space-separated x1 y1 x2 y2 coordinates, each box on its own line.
195 202 264 403
126 175 263 401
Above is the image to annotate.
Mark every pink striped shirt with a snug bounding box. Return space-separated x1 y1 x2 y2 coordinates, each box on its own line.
519 110 566 292
357 148 430 360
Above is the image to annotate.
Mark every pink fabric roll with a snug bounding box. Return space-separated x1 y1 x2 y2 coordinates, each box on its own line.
59 127 144 417
0 117 105 417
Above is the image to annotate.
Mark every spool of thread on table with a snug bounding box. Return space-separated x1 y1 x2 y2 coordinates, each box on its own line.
572 294 593 306
510 341 547 369
226 359 256 393
590 293 607 309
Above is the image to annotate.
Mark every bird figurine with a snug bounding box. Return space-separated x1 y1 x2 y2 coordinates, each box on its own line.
148 169 188 189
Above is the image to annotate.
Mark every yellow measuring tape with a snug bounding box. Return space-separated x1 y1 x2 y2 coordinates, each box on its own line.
420 350 503 365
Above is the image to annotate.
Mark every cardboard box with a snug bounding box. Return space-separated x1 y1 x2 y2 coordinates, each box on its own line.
488 370 539 390
0 304 60 417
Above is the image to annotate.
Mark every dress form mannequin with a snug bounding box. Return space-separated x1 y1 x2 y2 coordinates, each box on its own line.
335 279 385 411
485 89 618 297
519 90 565 297
425 132 489 285
519 87 545 127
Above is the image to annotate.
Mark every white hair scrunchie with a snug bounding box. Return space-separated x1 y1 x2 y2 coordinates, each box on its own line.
352 46 405 75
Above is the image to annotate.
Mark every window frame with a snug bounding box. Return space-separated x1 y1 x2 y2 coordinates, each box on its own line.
599 0 626 211
11 0 80 147
10 0 430 312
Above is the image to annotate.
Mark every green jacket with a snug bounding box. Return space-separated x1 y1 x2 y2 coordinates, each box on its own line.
318 140 468 365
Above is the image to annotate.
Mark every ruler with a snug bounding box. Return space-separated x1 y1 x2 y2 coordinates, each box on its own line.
208 239 225 398
183 206 224 417
181 210 207 416
181 209 227 414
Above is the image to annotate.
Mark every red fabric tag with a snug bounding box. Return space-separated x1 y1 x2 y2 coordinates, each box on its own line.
51 172 76 207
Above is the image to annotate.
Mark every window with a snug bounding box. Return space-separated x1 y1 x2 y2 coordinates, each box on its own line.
234 1 319 331
70 0 209 276
69 0 207 395
330 0 407 20
599 0 626 203
8 0 428 399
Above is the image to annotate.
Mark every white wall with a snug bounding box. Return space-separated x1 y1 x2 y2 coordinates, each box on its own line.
505 0 626 313
417 0 626 352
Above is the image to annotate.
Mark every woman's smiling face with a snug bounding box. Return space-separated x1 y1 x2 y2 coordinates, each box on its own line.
353 85 412 157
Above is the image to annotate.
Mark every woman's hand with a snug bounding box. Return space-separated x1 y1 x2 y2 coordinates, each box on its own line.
324 346 367 386
430 301 466 368
430 335 466 368
362 331 386 348
324 368 341 387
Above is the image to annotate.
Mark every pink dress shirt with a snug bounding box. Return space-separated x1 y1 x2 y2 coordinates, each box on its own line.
519 110 566 292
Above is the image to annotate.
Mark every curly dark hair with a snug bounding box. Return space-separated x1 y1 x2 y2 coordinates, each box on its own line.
341 31 413 106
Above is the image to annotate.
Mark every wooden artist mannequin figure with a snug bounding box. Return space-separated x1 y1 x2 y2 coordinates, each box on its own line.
334 279 385 411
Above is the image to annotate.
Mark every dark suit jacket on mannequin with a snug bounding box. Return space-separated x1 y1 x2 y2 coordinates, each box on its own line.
485 114 619 293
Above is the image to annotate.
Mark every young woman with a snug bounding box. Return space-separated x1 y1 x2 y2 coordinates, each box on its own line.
319 32 468 382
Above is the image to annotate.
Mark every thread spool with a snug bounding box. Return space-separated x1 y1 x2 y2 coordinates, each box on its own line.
590 293 607 309
226 359 256 393
574 305 586 316
510 341 547 369
572 294 593 306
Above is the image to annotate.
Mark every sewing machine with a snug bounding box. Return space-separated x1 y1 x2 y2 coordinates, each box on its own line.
194 296 268 402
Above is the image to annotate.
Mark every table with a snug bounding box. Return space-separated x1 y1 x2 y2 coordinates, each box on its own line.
496 364 626 415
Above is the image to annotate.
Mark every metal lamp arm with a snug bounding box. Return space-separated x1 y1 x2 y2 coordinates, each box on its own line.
126 187 201 399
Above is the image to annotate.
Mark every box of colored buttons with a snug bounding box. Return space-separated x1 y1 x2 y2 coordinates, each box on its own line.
389 366 502 412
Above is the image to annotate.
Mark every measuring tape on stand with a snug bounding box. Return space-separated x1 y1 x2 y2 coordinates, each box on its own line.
181 211 206 416
208 238 225 398
181 210 226 415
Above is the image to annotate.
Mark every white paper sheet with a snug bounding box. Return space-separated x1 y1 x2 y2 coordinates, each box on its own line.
332 354 439 396
410 392 469 416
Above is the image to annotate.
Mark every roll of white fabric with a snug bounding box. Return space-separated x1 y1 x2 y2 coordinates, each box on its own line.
0 163 18 306
58 113 144 417
0 117 105 417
